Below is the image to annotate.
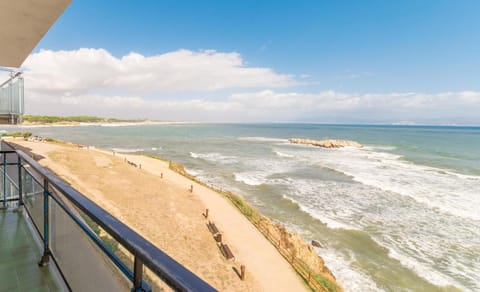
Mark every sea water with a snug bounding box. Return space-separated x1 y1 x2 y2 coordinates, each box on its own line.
4 123 479 291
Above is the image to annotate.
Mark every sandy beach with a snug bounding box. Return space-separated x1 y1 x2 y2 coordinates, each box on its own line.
9 139 309 291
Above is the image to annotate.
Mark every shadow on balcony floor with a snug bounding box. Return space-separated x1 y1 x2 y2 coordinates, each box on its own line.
0 208 61 292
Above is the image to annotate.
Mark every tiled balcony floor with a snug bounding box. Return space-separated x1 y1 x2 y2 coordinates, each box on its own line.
0 208 61 292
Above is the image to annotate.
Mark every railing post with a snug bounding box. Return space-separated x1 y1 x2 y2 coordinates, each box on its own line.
132 256 144 292
2 153 6 208
38 179 51 266
17 156 23 205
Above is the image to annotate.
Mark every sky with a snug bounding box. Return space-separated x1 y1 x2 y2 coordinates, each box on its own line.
11 0 480 123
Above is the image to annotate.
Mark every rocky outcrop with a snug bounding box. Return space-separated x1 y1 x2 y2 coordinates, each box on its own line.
289 138 362 148
256 216 342 291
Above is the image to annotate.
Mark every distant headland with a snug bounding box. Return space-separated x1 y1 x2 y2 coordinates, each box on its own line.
20 115 156 125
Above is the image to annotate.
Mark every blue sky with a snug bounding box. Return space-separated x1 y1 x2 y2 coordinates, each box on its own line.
19 0 480 123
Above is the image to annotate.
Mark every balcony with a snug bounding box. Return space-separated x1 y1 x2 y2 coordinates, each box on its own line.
0 141 215 291
0 72 24 124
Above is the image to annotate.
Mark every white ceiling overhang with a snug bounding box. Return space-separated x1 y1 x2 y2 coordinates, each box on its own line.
0 0 71 68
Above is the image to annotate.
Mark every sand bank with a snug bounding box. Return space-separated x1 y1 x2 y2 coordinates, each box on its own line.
8 139 317 291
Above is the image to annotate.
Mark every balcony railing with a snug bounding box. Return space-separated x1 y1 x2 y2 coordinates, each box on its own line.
0 72 24 124
0 141 216 292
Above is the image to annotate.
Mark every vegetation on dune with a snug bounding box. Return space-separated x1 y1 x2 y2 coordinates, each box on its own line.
44 137 60 143
22 115 141 123
1 131 32 138
80 213 118 251
145 154 168 162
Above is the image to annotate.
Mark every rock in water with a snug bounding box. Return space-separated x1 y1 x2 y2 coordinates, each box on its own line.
289 138 362 148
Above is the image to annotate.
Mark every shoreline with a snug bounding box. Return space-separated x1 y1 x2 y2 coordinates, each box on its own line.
94 144 342 291
6 137 341 291
16 120 188 127
151 154 341 291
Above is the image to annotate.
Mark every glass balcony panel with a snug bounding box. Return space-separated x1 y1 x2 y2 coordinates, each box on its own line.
48 186 131 291
0 77 23 115
5 157 20 201
22 167 44 237
5 178 19 202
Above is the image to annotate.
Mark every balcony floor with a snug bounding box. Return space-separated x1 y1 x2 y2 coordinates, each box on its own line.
0 208 62 292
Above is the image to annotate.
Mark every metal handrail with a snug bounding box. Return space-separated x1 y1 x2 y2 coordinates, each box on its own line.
0 71 21 88
1 145 216 292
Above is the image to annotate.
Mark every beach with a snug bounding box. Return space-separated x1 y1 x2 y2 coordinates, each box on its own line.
8 139 318 291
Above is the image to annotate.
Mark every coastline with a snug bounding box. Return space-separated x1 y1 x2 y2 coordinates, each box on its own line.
160 156 340 291
17 120 184 127
3 122 477 290
6 138 341 291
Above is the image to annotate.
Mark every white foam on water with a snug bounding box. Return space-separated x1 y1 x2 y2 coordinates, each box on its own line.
300 206 359 231
234 172 266 186
320 248 384 292
234 157 295 186
189 152 238 164
111 147 144 153
185 167 202 177
266 146 480 290
279 176 478 290
281 191 359 230
386 246 466 290
363 145 397 151
269 216 383 291
291 146 480 222
273 150 294 158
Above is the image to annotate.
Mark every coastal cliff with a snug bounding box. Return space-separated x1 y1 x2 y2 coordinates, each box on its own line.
290 138 362 148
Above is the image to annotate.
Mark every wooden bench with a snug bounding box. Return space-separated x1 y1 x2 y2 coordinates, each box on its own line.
208 221 220 236
221 243 235 261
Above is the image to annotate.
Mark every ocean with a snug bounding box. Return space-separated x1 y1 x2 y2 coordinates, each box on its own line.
3 123 479 291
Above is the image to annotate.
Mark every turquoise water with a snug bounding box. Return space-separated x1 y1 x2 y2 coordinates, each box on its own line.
3 123 479 291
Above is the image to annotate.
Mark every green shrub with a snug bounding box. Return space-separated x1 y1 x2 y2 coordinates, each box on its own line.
100 235 119 253
145 154 166 161
1 131 33 138
81 214 101 235
313 274 337 292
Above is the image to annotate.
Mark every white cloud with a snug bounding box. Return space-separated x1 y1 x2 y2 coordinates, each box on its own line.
22 48 296 95
227 90 480 123
24 89 480 124
18 47 480 124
